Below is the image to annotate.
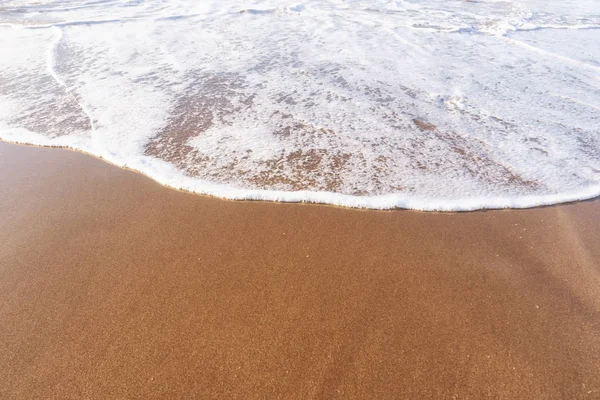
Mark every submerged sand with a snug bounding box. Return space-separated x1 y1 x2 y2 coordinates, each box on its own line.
1 141 599 399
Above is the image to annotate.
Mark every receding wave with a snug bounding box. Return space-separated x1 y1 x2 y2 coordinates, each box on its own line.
1 0 599 211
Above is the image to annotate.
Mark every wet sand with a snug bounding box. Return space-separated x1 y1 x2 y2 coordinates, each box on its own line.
1 140 599 399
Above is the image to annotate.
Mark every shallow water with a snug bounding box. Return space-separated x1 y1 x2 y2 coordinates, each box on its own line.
1 0 599 210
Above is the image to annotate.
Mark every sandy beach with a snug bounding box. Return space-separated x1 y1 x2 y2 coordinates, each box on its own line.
1 140 599 399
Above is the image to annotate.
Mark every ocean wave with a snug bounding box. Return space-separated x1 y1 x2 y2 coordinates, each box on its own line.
1 0 599 211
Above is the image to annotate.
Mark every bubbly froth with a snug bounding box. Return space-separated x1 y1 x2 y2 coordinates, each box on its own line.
1 0 599 210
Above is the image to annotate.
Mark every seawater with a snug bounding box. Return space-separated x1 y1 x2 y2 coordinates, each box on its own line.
0 0 599 211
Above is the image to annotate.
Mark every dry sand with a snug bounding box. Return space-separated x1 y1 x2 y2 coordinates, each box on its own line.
1 141 599 399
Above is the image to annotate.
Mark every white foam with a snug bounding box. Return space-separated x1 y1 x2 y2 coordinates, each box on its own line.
1 0 599 211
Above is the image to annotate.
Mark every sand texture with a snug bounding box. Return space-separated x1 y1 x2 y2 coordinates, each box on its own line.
1 141 599 399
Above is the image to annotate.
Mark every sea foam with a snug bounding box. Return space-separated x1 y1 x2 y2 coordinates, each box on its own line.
1 0 599 211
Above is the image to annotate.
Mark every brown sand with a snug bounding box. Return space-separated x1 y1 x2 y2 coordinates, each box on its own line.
1 141 599 399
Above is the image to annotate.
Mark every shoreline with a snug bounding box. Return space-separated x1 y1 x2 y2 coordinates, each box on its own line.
1 140 600 399
1 138 599 212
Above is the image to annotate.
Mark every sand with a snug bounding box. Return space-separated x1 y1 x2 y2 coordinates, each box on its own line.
1 140 599 399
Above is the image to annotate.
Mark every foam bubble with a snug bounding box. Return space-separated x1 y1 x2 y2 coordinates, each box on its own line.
1 0 599 211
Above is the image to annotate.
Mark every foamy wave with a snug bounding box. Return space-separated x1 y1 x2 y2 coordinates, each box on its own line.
1 0 599 211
